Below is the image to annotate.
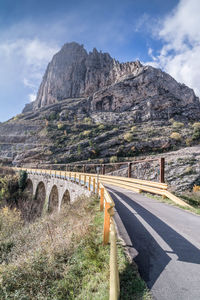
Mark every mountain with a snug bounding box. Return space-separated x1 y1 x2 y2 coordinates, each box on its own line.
24 42 200 122
0 42 200 191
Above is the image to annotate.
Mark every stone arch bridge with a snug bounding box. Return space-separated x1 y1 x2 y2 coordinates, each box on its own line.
26 172 91 214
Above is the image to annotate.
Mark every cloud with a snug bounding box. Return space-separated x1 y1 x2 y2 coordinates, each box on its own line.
29 93 36 102
0 38 58 102
147 0 200 97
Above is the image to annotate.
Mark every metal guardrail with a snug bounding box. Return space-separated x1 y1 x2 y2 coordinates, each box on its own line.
14 166 193 300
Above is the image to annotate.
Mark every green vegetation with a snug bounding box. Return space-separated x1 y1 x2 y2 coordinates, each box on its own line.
192 122 200 130
124 132 133 142
18 170 27 191
0 193 150 299
170 132 181 141
172 121 184 129
57 122 65 130
110 156 118 163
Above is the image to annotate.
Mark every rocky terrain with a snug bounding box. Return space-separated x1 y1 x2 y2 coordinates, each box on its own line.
0 42 199 191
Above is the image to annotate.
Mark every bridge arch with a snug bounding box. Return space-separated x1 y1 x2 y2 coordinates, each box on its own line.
32 181 46 219
48 185 59 213
24 178 33 197
60 189 71 209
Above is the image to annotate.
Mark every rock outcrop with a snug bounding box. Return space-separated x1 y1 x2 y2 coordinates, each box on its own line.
27 42 200 122
33 42 143 110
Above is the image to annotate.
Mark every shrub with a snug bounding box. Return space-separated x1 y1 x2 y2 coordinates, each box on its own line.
124 132 133 142
110 156 118 163
77 144 82 155
192 128 200 141
193 185 200 192
172 121 184 129
130 126 137 132
83 117 92 125
186 137 193 146
170 132 181 141
192 122 200 130
98 124 105 131
18 170 28 191
57 122 64 130
83 130 91 137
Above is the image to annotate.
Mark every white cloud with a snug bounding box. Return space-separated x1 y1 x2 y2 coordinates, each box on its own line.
147 0 200 97
0 38 58 103
29 93 36 102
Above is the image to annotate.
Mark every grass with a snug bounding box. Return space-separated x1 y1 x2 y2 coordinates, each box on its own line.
0 193 150 299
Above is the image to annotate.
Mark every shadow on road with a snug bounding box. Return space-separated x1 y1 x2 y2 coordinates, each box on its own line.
109 188 200 289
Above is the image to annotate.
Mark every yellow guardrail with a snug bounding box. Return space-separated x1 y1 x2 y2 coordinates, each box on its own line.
14 166 193 300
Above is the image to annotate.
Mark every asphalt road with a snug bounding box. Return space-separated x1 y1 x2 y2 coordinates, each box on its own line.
107 185 200 300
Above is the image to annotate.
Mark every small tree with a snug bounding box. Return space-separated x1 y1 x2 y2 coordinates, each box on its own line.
18 170 27 191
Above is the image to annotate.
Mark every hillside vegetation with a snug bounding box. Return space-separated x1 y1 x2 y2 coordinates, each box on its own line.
0 176 150 300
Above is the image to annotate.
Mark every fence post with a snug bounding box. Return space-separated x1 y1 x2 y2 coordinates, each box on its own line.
84 175 86 186
102 164 105 175
74 173 76 182
93 178 96 192
160 157 165 183
100 188 104 211
103 202 110 245
110 219 120 300
83 165 86 173
128 162 132 178
88 176 91 191
97 182 100 195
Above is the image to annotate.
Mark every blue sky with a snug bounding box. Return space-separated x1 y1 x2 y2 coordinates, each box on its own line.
1 0 200 122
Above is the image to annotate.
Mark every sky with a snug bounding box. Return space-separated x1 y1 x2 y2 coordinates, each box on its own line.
0 0 199 122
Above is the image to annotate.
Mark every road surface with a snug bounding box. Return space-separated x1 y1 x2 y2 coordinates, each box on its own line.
107 185 200 300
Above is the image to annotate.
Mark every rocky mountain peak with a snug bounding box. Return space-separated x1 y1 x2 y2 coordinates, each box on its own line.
25 42 200 123
31 43 143 110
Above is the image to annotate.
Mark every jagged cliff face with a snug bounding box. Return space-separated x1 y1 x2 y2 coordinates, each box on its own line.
33 42 144 110
29 42 200 122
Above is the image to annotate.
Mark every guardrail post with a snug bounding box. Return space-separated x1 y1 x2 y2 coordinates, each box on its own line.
74 173 76 182
160 157 165 183
128 162 132 178
103 202 110 245
102 164 105 175
79 174 81 184
97 182 100 195
84 175 86 186
100 188 104 211
93 178 96 192
110 219 120 300
88 176 91 191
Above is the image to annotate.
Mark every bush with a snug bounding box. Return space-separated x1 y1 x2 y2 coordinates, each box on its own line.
83 117 92 125
98 124 105 131
57 122 64 130
186 137 193 146
18 170 27 191
83 130 91 137
172 121 184 129
110 156 118 163
192 128 200 141
192 122 200 130
170 132 181 141
193 185 200 192
124 132 133 142
130 126 137 132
